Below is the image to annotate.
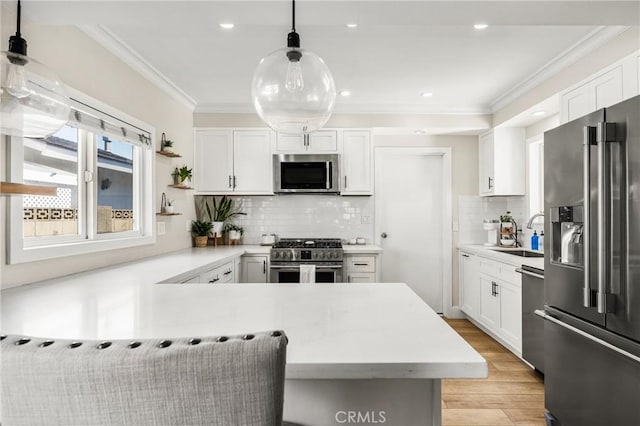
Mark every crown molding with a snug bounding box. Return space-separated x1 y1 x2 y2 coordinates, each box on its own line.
77 24 197 111
195 102 492 115
490 25 630 112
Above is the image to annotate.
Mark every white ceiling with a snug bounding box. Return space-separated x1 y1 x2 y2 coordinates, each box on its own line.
18 1 640 114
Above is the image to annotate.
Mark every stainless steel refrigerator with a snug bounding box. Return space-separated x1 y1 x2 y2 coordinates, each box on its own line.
542 95 640 426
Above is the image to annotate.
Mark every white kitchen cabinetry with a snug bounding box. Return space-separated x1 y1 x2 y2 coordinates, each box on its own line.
560 51 640 123
459 251 523 355
479 275 501 329
478 128 525 197
276 130 338 153
241 255 269 283
344 254 379 283
180 261 235 284
194 129 273 195
459 251 480 318
341 130 373 195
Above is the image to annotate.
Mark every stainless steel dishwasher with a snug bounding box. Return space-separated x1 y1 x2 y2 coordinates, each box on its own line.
518 265 545 373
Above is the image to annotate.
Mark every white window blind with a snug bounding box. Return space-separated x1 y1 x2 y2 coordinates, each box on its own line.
67 97 152 149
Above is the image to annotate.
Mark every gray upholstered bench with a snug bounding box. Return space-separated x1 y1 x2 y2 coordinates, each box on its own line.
1 331 287 426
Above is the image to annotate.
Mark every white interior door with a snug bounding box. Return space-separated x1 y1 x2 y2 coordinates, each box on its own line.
376 151 445 312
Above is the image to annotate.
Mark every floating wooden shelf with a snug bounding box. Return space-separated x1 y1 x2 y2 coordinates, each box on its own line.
169 184 193 190
156 150 182 158
156 212 182 216
0 182 57 196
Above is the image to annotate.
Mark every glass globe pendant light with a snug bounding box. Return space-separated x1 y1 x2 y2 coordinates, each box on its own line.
0 0 70 138
251 0 336 135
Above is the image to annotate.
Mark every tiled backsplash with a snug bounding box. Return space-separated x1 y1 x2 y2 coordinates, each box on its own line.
195 195 374 245
458 195 528 245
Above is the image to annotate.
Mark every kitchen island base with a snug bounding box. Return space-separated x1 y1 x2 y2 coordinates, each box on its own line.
284 379 441 426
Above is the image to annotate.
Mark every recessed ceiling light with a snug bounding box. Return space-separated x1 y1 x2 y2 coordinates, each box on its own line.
415 130 427 135
346 23 358 29
420 92 433 98
532 111 546 116
338 90 351 97
219 23 235 30
474 23 489 30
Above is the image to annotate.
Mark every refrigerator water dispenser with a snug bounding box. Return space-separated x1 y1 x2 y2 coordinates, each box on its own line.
550 206 584 267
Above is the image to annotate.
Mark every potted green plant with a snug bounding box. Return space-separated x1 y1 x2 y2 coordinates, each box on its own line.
161 139 174 153
224 223 244 242
172 165 192 186
191 220 213 247
205 196 246 236
165 199 175 214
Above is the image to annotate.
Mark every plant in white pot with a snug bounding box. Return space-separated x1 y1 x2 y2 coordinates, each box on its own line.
224 223 244 242
205 196 246 237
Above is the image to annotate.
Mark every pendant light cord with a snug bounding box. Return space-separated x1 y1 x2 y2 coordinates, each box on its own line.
16 0 21 36
291 0 296 32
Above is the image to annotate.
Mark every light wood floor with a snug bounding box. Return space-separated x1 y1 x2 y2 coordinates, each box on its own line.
442 319 545 426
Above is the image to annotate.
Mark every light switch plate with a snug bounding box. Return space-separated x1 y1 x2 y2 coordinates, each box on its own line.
157 221 166 235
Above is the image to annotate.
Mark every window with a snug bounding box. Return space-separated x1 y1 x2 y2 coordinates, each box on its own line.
528 136 544 221
9 90 155 264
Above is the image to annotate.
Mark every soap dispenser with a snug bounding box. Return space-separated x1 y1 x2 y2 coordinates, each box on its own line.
531 230 539 251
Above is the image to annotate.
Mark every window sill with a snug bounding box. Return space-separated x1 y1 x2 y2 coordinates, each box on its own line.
8 234 156 265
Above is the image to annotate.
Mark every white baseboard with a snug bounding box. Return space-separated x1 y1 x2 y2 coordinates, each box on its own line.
444 305 465 319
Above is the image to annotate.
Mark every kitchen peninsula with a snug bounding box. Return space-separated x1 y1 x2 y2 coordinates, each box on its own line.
1 248 486 426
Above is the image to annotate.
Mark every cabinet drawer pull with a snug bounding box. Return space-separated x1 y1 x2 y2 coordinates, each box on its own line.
353 263 369 266
462 254 470 258
263 260 266 274
209 277 220 283
228 176 232 188
224 270 232 276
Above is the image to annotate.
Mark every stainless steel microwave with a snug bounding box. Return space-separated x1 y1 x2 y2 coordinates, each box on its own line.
273 154 340 194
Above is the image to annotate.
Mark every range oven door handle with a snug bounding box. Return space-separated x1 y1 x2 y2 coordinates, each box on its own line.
269 265 343 270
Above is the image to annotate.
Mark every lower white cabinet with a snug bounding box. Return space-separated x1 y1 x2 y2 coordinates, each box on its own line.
459 250 522 355
459 252 480 317
200 261 235 284
344 253 379 283
241 255 269 283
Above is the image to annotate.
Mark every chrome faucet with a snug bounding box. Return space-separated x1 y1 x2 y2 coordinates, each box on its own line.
526 212 545 229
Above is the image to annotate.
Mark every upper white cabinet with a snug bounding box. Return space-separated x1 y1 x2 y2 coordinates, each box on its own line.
560 51 640 123
276 130 338 153
341 130 373 195
478 128 525 197
194 129 273 195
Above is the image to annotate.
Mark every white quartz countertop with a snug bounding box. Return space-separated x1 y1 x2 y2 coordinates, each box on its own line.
2 280 484 380
458 244 544 270
342 244 383 254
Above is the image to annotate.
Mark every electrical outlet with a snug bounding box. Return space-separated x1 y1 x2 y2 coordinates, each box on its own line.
361 215 371 224
157 222 166 236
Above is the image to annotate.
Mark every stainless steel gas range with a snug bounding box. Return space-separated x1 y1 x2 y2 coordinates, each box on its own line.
269 238 344 283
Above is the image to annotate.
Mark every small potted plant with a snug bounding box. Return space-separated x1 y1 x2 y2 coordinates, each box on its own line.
205 196 246 236
172 165 192 186
224 223 243 242
160 133 174 153
191 220 213 247
165 199 175 214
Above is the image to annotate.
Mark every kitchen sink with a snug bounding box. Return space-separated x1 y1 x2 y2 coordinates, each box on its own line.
490 249 544 258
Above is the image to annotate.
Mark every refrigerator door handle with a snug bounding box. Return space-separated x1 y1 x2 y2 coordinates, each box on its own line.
538 309 640 364
596 122 616 314
583 125 596 308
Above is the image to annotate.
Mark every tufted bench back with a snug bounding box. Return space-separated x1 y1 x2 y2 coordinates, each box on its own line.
0 331 287 426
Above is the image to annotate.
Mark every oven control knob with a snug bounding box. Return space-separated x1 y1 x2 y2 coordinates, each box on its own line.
274 252 280 259
287 252 293 259
319 252 325 259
